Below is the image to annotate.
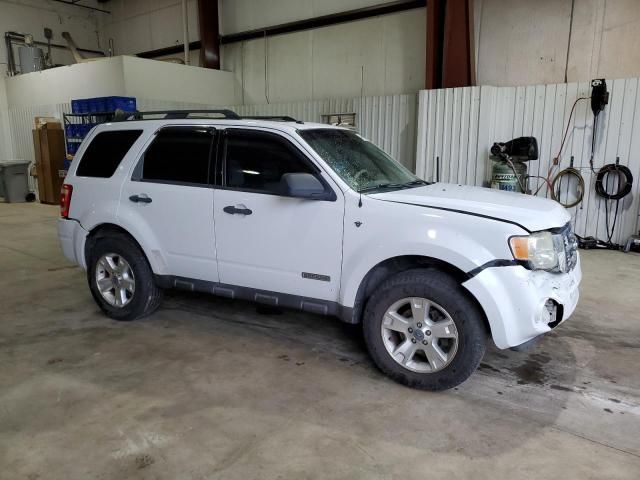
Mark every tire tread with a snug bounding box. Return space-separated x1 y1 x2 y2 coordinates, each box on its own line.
362 268 487 391
87 233 163 321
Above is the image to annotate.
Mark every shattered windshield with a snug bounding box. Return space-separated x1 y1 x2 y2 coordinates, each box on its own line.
298 129 427 193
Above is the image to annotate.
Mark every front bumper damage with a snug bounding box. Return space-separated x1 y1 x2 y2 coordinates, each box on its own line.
462 254 581 349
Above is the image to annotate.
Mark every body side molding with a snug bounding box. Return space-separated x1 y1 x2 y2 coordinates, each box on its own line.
155 275 355 323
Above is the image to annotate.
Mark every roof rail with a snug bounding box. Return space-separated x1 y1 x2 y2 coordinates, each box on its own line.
114 109 240 121
241 115 304 124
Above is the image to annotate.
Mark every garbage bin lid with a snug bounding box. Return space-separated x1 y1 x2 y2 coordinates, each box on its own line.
0 160 30 167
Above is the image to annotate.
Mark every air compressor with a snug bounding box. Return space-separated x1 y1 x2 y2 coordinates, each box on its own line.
490 137 539 193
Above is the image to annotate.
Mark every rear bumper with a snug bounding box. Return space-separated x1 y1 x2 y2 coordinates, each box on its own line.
57 218 88 269
463 254 581 349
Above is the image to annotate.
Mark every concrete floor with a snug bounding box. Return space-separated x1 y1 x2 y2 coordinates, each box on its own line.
1 202 639 480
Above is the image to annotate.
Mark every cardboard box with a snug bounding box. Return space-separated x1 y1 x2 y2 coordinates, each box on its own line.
32 127 65 204
34 117 61 129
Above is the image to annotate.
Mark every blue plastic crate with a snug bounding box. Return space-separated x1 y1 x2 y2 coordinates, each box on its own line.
88 98 107 113
72 96 137 115
105 96 136 112
71 99 89 114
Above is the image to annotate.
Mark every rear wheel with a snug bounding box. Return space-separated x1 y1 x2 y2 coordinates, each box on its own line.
363 269 487 391
87 234 163 321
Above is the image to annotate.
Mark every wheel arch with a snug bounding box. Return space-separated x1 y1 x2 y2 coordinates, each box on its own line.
84 223 158 273
347 255 490 334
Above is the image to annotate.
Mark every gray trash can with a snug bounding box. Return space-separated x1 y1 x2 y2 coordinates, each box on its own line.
0 161 31 203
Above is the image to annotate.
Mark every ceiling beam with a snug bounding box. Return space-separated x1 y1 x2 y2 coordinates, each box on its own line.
219 0 426 44
50 0 111 14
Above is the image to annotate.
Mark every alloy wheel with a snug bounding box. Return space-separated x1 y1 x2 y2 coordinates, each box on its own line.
381 297 459 373
95 253 135 308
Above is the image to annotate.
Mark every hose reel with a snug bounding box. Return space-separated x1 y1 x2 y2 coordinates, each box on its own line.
551 165 584 208
595 163 633 200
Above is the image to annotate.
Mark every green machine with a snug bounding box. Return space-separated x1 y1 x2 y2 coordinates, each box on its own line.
490 137 538 193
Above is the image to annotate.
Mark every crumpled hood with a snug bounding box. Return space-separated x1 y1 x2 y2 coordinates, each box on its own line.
369 183 570 232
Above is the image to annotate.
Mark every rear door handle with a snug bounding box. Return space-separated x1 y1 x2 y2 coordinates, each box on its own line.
223 205 252 215
129 194 152 204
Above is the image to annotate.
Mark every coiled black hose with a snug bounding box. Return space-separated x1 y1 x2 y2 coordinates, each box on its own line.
595 163 633 245
595 164 633 200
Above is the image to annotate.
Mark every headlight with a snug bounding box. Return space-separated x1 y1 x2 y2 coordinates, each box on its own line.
509 231 562 271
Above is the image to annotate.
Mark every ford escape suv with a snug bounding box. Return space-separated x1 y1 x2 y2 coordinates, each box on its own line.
58 110 581 391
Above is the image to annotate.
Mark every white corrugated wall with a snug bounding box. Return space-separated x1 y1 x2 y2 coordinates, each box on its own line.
416 79 640 245
5 103 71 191
0 109 13 161
226 94 418 170
3 99 209 192
0 93 418 195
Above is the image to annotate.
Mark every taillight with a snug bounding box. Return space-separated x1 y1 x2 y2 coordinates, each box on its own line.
60 184 73 218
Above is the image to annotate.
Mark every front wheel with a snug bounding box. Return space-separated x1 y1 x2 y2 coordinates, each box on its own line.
363 269 487 391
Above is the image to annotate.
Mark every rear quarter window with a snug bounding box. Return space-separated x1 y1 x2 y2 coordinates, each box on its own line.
76 130 143 178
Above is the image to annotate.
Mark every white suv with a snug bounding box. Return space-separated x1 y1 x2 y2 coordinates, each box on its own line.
57 110 581 391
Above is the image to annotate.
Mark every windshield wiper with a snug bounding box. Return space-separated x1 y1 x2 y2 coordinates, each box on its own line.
358 179 429 193
402 179 429 186
358 183 406 193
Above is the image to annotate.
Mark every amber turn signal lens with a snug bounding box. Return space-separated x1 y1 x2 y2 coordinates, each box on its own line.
509 236 529 260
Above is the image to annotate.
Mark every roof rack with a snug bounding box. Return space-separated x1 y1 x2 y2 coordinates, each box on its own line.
241 115 304 124
114 109 241 121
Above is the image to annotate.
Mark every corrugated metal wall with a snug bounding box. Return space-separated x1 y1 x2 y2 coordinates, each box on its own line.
2 99 206 192
416 79 640 244
0 109 13 161
227 94 418 170
0 94 417 195
4 103 71 191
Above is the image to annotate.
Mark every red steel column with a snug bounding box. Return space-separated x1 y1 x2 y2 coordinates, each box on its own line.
426 0 445 89
198 0 220 69
426 0 473 89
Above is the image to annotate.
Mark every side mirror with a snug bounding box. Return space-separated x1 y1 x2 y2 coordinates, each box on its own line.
280 173 332 200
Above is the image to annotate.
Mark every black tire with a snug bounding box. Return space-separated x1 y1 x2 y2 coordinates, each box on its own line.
363 268 487 391
87 233 163 321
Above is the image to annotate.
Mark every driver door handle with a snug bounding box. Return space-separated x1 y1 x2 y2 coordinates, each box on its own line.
223 205 252 215
129 194 152 204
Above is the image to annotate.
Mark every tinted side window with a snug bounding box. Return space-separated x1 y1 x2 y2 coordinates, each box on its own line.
224 130 315 194
76 130 142 178
142 127 214 185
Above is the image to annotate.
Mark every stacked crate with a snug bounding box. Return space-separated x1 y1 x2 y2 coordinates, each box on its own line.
63 96 137 170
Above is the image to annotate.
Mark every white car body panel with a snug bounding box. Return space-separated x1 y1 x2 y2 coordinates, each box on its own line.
62 124 152 269
58 118 582 350
119 181 218 281
213 189 344 301
210 126 345 301
371 183 571 232
339 189 526 307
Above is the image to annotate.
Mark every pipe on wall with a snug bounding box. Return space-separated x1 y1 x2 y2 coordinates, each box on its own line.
4 31 104 76
219 0 426 44
182 0 190 65
138 0 425 62
50 0 111 14
5 33 18 76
